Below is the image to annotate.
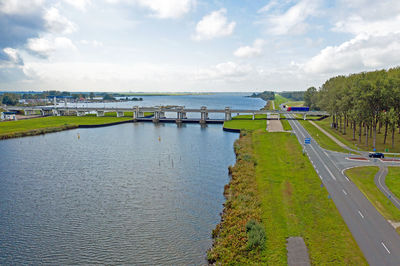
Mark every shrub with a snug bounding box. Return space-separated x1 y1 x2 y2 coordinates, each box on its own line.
246 219 266 250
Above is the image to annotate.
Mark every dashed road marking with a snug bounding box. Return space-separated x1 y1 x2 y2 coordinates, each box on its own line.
358 210 364 219
382 242 391 254
342 189 347 195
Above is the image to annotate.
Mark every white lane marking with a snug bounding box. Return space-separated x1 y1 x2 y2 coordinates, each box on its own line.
309 144 337 181
340 168 353 182
289 116 337 181
377 168 400 206
342 189 347 195
358 210 364 219
316 169 319 174
382 242 391 254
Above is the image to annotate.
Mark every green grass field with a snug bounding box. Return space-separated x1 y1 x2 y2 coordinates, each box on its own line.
254 131 365 264
285 101 304 107
0 116 132 138
315 118 400 153
224 115 266 131
345 166 400 225
280 115 292 131
299 120 350 153
385 167 400 200
273 94 288 110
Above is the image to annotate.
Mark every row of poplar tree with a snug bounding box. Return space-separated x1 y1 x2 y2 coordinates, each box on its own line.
304 67 400 149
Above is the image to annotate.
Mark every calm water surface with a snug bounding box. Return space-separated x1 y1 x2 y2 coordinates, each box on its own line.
0 94 264 265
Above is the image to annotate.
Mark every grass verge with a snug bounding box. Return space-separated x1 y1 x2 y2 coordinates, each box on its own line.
314 119 400 153
254 132 365 264
385 167 400 200
224 115 266 131
345 166 400 224
214 116 366 264
280 115 292 131
298 120 350 154
0 116 132 140
274 94 288 110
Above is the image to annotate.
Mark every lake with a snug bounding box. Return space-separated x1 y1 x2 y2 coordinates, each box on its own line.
0 94 264 265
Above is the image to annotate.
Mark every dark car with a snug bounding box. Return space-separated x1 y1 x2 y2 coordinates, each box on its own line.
369 152 384 158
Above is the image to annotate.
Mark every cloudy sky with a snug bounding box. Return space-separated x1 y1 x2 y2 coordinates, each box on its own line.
1 0 400 92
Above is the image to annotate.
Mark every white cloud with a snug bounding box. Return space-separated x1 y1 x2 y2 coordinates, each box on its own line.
263 0 320 35
136 0 194 19
26 37 76 57
234 39 265 58
193 8 236 41
80 40 103 47
63 0 91 11
258 0 279 13
0 0 44 14
3 47 22 64
196 61 252 80
44 7 77 34
303 33 400 74
105 0 195 18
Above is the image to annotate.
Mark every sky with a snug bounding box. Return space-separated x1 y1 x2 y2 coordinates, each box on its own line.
0 0 400 92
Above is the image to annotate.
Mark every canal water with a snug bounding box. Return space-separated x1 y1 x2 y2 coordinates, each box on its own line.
0 94 264 265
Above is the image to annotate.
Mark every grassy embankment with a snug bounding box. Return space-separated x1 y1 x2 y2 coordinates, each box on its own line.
345 166 400 231
385 167 400 200
273 94 288 110
0 116 132 140
298 120 350 154
285 101 304 107
314 118 400 153
210 117 366 264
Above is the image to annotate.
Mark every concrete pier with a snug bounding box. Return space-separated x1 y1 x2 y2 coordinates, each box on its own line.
97 110 104 117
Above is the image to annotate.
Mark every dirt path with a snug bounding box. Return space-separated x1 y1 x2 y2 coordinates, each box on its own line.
267 114 284 132
309 121 348 148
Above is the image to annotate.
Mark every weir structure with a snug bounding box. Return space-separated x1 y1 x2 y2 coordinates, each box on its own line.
12 106 329 124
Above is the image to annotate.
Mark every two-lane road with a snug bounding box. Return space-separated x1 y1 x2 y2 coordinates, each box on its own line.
287 115 400 265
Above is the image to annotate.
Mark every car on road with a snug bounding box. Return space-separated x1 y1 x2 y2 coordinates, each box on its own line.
368 152 384 158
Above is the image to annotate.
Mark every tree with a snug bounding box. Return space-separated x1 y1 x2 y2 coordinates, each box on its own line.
89 92 95 99
103 94 115 101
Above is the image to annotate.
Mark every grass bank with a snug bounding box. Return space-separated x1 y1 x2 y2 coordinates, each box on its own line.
224 115 266 131
345 166 400 232
214 118 365 264
314 118 400 153
273 94 288 110
298 120 350 154
285 101 304 107
385 167 400 200
0 116 132 140
254 132 365 264
280 115 292 131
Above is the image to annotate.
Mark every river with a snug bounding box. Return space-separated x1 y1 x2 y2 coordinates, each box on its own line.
0 93 264 265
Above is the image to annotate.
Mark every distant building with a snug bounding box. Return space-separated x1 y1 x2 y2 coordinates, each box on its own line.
1 111 17 121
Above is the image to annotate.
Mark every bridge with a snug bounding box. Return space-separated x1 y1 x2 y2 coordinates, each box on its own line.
9 106 329 124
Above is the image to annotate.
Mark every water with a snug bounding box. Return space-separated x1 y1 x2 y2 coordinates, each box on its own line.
64 93 266 119
0 94 264 265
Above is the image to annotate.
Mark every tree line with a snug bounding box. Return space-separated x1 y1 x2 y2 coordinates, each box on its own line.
304 67 400 149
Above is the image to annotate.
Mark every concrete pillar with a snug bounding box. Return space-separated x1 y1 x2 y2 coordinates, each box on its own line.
200 106 208 124
41 110 45 116
97 110 105 117
153 110 160 122
52 109 59 116
116 111 124 117
252 113 255 120
224 107 232 121
182 112 187 119
303 114 307 120
133 106 139 120
53 96 57 106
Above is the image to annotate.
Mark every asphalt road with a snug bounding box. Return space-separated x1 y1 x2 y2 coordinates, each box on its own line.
287 114 400 265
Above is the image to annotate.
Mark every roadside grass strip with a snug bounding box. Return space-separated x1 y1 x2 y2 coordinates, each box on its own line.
0 116 132 139
285 101 304 107
298 120 350 154
253 132 366 264
345 167 400 226
224 115 266 131
279 115 292 131
314 118 400 153
385 167 400 203
273 94 288 109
